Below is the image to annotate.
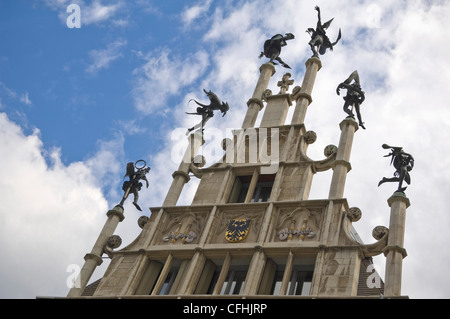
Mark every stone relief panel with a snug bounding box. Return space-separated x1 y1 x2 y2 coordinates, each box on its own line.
156 211 207 245
211 207 266 244
273 206 323 242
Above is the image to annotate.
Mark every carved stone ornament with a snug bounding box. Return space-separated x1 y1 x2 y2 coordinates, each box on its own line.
137 216 149 229
262 89 272 102
372 226 389 240
161 212 205 244
324 144 338 157
163 230 197 244
346 207 362 222
277 73 294 94
304 131 317 145
106 235 122 249
104 235 122 258
278 217 316 241
278 227 316 241
225 219 251 243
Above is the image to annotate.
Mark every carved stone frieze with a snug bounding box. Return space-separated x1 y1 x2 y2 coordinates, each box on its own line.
275 207 323 242
159 211 206 245
163 230 197 243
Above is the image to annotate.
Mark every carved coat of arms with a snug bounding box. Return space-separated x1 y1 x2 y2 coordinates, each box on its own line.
225 219 251 243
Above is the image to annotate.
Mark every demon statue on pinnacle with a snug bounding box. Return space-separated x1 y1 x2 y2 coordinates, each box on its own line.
307 6 341 57
378 144 414 193
259 33 295 69
119 160 150 211
337 70 366 129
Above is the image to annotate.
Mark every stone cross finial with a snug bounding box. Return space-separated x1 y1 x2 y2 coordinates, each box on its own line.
277 73 294 94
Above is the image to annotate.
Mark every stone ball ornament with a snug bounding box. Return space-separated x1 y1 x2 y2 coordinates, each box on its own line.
346 207 362 222
372 226 389 240
138 216 149 229
304 131 317 145
324 144 338 157
106 235 122 249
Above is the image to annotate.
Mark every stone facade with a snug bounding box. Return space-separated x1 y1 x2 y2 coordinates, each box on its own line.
67 56 408 299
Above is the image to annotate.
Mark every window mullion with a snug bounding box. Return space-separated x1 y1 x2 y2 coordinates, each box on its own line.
244 169 260 203
279 250 294 295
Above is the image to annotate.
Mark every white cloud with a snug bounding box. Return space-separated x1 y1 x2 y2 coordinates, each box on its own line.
0 113 128 298
132 48 210 115
0 82 32 106
19 92 32 106
81 0 123 25
181 0 212 27
86 39 127 74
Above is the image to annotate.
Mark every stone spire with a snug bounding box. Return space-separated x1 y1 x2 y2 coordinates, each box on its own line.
291 57 322 125
384 193 410 296
67 205 125 297
242 62 276 129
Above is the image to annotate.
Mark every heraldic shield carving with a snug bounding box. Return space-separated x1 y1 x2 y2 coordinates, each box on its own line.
225 219 251 243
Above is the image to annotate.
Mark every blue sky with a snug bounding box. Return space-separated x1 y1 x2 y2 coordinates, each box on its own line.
1 0 450 299
1 1 197 163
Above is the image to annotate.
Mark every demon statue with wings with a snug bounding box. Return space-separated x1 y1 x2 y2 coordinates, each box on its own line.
186 89 229 135
119 160 150 211
259 33 295 69
307 6 341 57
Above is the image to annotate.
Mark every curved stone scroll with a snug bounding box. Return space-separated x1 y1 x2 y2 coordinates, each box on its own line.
103 235 122 258
189 155 206 179
360 226 390 257
341 207 389 257
311 144 338 173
